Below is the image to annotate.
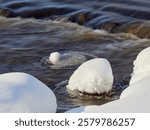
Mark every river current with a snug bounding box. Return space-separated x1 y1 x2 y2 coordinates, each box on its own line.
0 0 150 112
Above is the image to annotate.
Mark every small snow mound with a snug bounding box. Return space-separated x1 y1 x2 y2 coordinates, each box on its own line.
0 72 57 113
130 47 150 85
66 58 113 94
49 52 61 64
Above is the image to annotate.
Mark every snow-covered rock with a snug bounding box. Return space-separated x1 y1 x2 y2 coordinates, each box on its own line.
130 47 150 85
0 72 57 113
66 58 113 94
66 47 150 113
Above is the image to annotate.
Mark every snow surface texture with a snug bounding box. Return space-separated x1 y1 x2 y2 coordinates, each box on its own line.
0 72 57 113
130 47 150 85
66 58 113 94
66 47 150 113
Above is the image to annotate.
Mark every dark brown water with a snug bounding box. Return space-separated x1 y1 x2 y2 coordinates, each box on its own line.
0 0 150 112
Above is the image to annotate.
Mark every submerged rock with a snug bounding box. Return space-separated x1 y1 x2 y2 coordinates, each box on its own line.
0 7 16 17
113 21 150 38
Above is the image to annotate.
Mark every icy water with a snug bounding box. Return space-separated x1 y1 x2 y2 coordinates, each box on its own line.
0 0 150 112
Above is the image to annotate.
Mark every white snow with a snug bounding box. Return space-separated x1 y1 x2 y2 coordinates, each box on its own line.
0 72 57 113
49 52 61 65
66 47 150 113
130 47 150 85
66 58 113 94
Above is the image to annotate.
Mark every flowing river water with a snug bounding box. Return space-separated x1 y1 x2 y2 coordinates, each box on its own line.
0 0 150 112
